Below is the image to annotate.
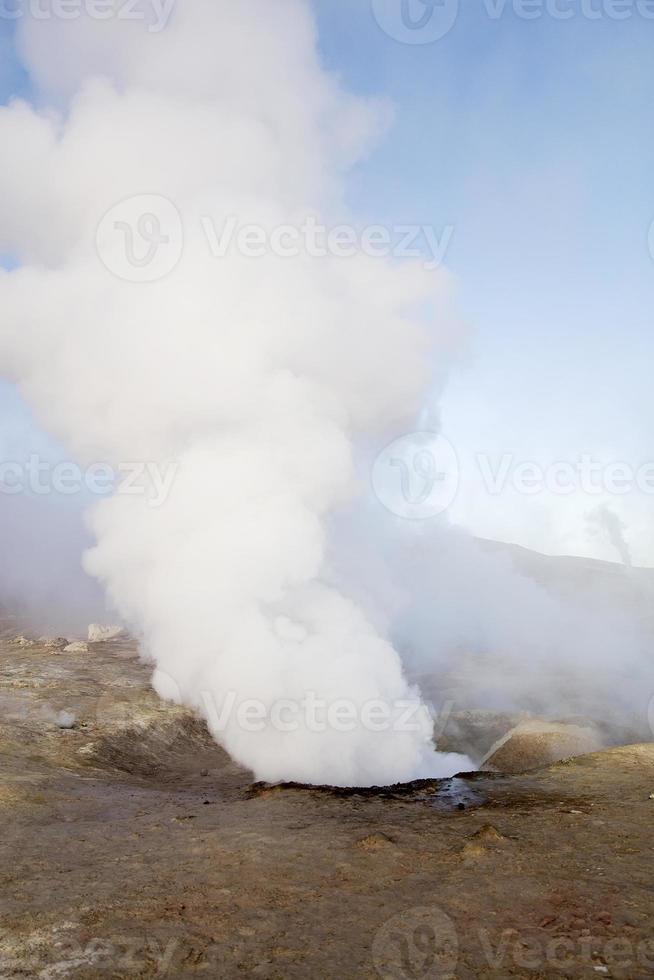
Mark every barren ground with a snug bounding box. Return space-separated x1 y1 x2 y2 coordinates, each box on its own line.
1 623 653 979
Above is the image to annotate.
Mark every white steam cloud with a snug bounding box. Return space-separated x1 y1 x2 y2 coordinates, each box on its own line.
0 0 466 785
1 1 651 785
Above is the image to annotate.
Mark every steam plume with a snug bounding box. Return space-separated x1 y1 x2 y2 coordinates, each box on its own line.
2 1 651 784
587 505 633 569
0 0 466 785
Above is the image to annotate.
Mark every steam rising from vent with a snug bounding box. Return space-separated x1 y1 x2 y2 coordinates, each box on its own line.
0 0 466 785
588 505 633 569
1 1 652 785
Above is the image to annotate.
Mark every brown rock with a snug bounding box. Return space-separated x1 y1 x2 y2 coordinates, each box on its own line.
11 635 35 649
480 720 603 773
63 642 89 654
39 637 69 651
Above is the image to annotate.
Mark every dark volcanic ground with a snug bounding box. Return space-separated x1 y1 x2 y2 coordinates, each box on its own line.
1 625 654 979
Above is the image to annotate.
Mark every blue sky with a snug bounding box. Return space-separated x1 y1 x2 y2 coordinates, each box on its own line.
1 3 653 563
314 0 654 561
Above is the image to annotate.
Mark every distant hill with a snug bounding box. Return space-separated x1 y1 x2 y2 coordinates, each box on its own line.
476 537 654 629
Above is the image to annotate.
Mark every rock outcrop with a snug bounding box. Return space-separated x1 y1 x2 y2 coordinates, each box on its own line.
480 720 604 773
88 624 125 643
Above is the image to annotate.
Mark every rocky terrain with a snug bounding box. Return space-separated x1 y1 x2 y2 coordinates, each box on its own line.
1 615 654 979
